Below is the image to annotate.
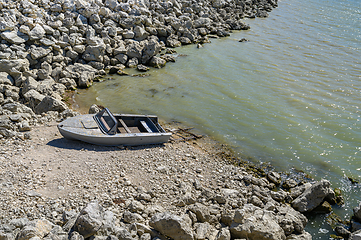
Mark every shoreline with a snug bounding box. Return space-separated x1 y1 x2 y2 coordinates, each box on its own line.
0 109 357 239
0 0 360 238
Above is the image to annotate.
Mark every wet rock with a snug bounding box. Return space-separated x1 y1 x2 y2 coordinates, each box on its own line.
267 172 281 185
89 104 102 114
238 38 249 42
137 65 149 72
354 201 361 222
149 212 194 240
313 201 332 213
282 179 298 190
292 180 334 212
352 219 361 232
290 183 311 199
285 231 312 240
349 230 361 240
334 226 350 239
149 57 166 68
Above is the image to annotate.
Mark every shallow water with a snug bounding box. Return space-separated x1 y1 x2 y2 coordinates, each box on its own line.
75 0 361 237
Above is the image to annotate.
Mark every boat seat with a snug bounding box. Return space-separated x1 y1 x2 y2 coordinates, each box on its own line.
100 117 111 132
140 120 153 133
118 119 131 133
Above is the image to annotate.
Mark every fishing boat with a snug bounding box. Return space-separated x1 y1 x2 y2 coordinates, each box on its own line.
57 108 172 146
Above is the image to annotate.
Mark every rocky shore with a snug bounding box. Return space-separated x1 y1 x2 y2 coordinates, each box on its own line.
0 0 361 239
0 119 359 240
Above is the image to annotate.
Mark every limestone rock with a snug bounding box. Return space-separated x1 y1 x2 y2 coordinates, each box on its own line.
230 204 286 240
0 72 14 85
134 26 149 41
194 222 211 240
149 56 166 68
0 59 30 73
189 203 211 223
30 46 52 60
126 41 143 60
115 227 135 240
1 31 29 44
16 219 54 240
277 205 307 235
29 24 46 40
34 96 68 114
292 180 334 212
23 90 45 109
149 212 194 240
74 201 103 238
0 232 13 240
141 39 161 64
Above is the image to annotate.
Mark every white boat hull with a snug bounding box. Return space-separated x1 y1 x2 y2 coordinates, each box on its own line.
57 114 172 146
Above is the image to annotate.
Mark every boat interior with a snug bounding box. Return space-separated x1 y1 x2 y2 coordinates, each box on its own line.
94 108 165 135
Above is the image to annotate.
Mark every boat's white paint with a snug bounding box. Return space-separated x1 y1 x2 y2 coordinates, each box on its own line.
57 114 171 146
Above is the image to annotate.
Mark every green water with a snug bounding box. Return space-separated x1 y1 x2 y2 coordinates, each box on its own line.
75 0 361 237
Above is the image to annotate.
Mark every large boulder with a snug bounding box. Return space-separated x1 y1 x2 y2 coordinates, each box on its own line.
73 201 104 238
0 72 14 85
149 212 194 240
16 219 54 240
126 40 144 60
23 89 45 109
142 39 161 64
189 203 212 223
30 46 52 60
292 180 335 212
28 24 46 40
34 96 68 114
276 205 307 235
82 44 105 62
0 59 29 73
193 18 212 28
134 26 149 41
65 63 98 88
230 204 286 240
149 56 166 68
1 30 29 44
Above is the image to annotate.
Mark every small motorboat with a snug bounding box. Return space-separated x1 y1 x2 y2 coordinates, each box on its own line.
57 108 172 146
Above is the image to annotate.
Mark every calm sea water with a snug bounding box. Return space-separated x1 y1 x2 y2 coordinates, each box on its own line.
75 0 361 237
